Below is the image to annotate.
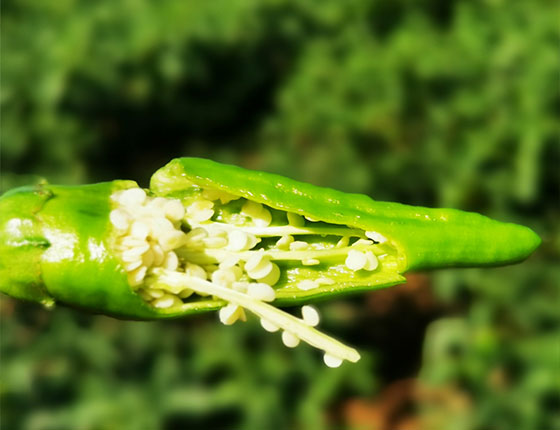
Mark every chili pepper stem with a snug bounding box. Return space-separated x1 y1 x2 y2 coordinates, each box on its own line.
154 268 361 364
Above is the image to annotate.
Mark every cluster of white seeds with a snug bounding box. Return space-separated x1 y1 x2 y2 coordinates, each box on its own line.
110 188 186 307
109 186 387 367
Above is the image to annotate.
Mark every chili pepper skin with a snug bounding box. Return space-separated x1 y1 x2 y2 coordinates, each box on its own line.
0 158 540 319
151 158 541 271
0 182 223 319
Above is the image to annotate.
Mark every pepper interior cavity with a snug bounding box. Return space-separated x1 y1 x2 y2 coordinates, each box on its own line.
109 185 400 366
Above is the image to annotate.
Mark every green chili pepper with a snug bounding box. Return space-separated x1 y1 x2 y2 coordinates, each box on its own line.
0 157 540 366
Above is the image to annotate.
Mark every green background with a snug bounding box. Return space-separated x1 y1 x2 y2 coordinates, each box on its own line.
1 0 558 429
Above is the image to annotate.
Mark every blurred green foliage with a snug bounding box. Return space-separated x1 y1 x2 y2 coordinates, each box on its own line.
1 0 558 429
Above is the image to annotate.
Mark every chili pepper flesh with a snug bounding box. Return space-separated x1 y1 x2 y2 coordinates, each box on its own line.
0 157 541 367
107 185 404 365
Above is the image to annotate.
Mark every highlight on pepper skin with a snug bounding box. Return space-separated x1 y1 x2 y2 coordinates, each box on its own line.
0 157 541 368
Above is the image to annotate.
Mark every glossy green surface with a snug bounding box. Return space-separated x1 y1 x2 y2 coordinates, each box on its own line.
0 157 541 320
0 182 166 319
152 158 541 271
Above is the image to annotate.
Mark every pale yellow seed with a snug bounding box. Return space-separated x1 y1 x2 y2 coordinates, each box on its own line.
245 251 265 272
287 212 305 227
317 277 335 285
151 217 175 237
246 235 261 249
187 200 214 222
163 251 179 271
142 249 154 267
297 280 318 291
353 239 374 247
119 236 148 248
147 288 164 298
281 331 300 348
220 255 241 269
301 305 320 327
127 265 147 287
345 250 367 271
202 189 239 204
185 263 207 279
148 196 167 210
152 244 165 266
363 251 379 271
227 230 249 251
253 208 272 227
203 236 228 249
163 200 185 221
323 353 343 368
247 283 276 302
365 231 387 244
119 188 147 207
305 215 320 222
159 230 187 251
232 282 249 293
211 268 238 287
178 289 194 299
219 304 243 325
260 318 279 333
109 209 131 230
290 241 309 251
302 258 320 266
258 263 280 286
153 294 182 309
241 200 263 218
130 221 150 240
201 188 224 201
185 227 208 243
124 259 143 272
122 243 150 262
247 260 273 280
276 235 294 249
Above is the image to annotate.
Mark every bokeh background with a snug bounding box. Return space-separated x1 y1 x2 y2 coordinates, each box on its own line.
1 0 559 429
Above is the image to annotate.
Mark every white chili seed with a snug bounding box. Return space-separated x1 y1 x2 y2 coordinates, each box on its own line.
282 331 300 348
297 280 318 291
302 258 320 266
119 188 147 207
353 239 374 247
260 318 279 333
219 304 242 325
163 251 179 271
363 251 379 271
365 231 387 244
130 221 150 239
258 263 280 286
345 250 367 271
109 209 131 230
185 263 208 279
301 305 320 327
127 265 147 287
323 353 343 368
178 288 194 299
202 236 228 249
290 241 309 251
153 294 182 309
163 200 185 221
247 283 276 302
253 208 272 227
276 235 294 249
227 230 249 251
